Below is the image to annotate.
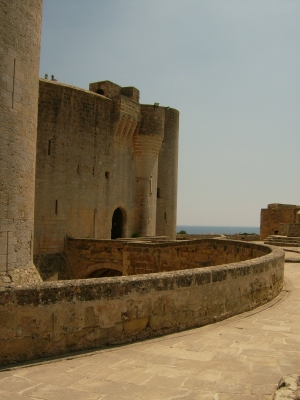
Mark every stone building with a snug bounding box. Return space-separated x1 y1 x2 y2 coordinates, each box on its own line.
34 79 179 261
260 203 300 240
0 1 179 285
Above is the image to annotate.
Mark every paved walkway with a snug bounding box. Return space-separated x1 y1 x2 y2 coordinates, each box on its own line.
0 260 300 399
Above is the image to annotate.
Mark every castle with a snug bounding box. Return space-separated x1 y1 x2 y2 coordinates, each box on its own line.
0 1 178 285
35 79 178 261
0 1 286 366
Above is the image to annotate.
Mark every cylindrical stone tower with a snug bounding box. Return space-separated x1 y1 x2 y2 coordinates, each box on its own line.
156 108 179 239
0 0 43 285
134 105 165 236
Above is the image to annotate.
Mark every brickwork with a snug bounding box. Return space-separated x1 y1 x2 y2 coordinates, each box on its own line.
0 0 179 281
282 223 300 237
35 80 117 253
0 0 43 285
35 80 179 265
0 240 284 365
63 238 272 280
260 203 300 240
177 233 260 241
278 223 290 236
64 240 124 279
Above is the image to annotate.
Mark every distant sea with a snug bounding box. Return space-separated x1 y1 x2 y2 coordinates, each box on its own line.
176 225 260 235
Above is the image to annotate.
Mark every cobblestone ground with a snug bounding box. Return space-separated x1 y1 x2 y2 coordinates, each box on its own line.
0 259 299 399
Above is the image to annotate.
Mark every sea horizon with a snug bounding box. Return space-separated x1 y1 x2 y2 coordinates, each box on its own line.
176 225 260 235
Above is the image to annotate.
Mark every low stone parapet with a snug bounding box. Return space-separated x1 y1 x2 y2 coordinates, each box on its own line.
64 237 275 279
0 239 284 366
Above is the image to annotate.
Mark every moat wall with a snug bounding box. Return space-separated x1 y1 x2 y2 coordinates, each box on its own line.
0 240 284 366
64 238 274 279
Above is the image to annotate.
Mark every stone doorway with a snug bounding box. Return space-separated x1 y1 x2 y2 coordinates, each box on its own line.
111 208 123 239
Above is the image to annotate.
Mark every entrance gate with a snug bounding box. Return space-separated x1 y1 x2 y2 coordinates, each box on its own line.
111 208 123 239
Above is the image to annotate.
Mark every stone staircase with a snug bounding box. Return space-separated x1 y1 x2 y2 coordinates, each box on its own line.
264 235 300 247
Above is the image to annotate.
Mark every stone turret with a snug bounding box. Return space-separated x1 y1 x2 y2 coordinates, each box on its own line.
0 0 43 285
156 108 179 239
134 105 165 236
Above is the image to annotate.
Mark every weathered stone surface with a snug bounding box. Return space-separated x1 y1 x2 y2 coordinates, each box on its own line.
34 78 179 265
1 262 299 400
64 237 276 279
0 240 284 365
260 203 300 240
272 374 300 399
0 0 43 286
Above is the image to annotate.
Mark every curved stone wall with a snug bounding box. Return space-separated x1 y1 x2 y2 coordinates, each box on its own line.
64 237 274 279
0 0 43 285
0 240 284 365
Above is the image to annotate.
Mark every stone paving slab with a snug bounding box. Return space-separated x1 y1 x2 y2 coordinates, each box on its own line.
0 263 300 399
284 251 300 263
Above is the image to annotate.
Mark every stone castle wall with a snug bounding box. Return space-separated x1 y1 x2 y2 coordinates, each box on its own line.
0 240 284 365
35 79 135 253
0 0 43 285
34 79 179 262
63 238 272 279
260 204 300 240
279 223 300 237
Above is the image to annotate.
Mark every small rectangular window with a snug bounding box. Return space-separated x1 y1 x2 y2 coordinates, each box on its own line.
55 200 58 215
48 140 51 155
105 171 110 179
157 188 160 198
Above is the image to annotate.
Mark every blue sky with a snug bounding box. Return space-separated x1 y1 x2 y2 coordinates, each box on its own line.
40 0 300 227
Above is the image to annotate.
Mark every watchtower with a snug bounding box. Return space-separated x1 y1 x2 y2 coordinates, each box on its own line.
0 0 43 285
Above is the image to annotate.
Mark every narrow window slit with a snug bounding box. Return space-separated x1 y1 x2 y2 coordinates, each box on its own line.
48 140 51 155
105 171 110 179
55 200 58 215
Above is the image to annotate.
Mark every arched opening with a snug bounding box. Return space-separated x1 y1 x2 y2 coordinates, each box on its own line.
96 88 104 95
111 208 123 239
85 268 122 278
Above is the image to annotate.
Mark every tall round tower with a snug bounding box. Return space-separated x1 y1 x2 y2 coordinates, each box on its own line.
0 0 43 285
155 108 179 239
134 105 165 236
